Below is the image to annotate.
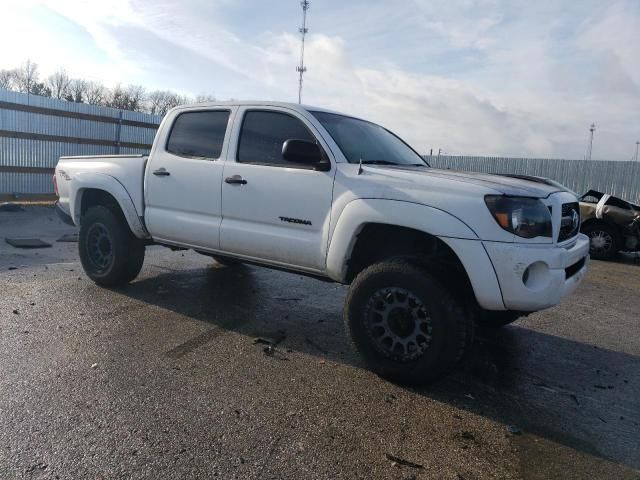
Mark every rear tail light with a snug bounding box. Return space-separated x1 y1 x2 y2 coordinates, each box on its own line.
53 173 58 197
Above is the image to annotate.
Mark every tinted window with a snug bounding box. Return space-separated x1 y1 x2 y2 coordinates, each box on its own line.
166 110 230 159
237 111 315 166
310 111 426 166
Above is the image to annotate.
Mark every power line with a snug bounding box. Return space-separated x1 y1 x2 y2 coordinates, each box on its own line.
296 0 310 104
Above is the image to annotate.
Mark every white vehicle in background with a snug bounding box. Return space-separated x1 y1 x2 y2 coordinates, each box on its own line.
54 101 590 384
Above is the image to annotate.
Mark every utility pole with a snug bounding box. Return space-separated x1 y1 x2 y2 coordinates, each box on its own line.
585 123 596 160
634 141 640 162
296 0 310 104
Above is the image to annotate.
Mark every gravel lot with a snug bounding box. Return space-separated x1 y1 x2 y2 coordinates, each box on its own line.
1 206 639 479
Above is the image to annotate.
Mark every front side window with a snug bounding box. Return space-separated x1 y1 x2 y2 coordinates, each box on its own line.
310 111 426 166
166 110 230 159
237 110 315 166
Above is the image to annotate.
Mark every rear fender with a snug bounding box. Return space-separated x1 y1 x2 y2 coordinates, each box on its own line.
70 173 149 239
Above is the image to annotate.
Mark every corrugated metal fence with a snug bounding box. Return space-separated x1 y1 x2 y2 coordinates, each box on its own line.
1 87 638 203
0 88 161 197
427 155 640 204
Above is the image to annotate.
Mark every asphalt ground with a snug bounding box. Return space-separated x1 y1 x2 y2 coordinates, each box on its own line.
1 206 639 479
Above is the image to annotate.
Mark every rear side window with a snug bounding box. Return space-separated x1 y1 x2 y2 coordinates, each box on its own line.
237 110 315 166
166 110 230 159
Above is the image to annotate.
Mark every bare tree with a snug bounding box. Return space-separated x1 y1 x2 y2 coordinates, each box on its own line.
66 78 88 103
84 81 107 106
0 69 16 90
2 59 212 112
14 59 40 94
107 84 130 110
125 85 146 111
30 82 51 97
46 69 72 99
148 90 185 116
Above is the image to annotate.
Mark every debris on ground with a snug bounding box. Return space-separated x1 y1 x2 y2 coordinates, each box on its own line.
90 363 98 369
458 431 475 441
385 453 424 469
252 330 286 346
569 394 580 405
5 238 52 249
464 393 475 400
273 296 302 302
8 266 18 270
0 203 24 212
384 393 397 404
12 309 19 315
506 425 522 435
25 462 47 473
262 346 289 361
56 233 79 243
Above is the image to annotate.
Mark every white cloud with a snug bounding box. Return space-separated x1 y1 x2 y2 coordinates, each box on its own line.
2 0 639 159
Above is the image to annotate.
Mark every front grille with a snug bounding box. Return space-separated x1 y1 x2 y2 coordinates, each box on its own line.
558 202 580 242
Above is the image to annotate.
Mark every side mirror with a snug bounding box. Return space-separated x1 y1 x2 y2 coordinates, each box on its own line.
282 139 329 170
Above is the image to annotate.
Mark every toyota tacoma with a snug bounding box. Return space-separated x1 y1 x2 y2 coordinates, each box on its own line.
54 102 590 384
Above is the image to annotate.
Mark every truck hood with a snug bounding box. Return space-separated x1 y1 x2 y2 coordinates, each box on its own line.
369 166 567 198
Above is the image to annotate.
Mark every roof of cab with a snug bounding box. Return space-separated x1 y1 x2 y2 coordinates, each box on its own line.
170 100 345 116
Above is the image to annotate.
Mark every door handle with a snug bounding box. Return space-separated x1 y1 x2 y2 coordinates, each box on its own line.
153 168 170 177
225 175 247 185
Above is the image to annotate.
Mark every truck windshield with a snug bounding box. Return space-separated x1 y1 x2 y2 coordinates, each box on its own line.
310 111 428 166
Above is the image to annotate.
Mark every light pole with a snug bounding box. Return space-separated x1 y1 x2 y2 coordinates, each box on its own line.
296 1 310 104
634 141 640 162
586 123 596 160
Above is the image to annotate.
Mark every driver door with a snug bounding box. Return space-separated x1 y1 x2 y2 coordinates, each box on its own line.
220 107 335 271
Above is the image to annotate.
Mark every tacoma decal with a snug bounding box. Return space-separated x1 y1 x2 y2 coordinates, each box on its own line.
279 216 312 226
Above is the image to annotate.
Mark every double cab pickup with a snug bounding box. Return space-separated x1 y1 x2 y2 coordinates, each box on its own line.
55 101 590 384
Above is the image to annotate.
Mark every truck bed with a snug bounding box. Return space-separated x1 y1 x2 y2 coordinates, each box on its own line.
55 154 148 220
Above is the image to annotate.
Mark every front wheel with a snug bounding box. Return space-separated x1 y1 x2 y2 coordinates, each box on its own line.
344 260 471 385
582 223 619 260
79 206 145 286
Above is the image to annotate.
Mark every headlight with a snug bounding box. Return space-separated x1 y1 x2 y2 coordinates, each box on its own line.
484 195 552 239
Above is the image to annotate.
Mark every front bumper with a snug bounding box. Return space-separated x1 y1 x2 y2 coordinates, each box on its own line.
483 234 590 311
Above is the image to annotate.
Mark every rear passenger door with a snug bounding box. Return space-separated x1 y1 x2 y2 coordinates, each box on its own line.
220 107 335 271
145 108 234 250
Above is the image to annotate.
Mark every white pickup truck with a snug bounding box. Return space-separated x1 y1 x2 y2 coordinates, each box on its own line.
54 101 590 384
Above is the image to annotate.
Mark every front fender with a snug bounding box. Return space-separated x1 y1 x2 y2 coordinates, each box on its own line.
69 173 149 239
325 198 479 282
326 198 505 310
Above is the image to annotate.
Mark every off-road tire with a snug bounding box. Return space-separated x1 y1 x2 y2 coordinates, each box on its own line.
79 205 145 286
581 222 619 260
344 259 471 385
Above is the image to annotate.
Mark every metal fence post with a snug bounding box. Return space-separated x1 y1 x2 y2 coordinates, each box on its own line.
115 110 123 155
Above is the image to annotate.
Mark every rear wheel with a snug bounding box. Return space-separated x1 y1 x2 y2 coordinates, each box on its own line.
582 223 619 260
344 259 471 385
79 206 145 286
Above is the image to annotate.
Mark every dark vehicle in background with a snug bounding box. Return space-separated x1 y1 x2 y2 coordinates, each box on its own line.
580 190 640 260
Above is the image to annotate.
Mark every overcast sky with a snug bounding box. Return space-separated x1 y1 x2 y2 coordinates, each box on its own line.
2 0 639 159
